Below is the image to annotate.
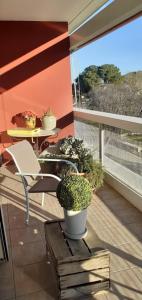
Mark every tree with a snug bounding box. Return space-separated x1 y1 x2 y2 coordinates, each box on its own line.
87 82 142 117
75 65 99 93
98 64 122 83
75 64 122 94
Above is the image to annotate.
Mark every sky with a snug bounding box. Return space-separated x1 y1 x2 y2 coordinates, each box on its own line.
71 16 142 81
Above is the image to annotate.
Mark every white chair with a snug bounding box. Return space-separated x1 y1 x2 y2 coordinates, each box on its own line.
6 140 78 224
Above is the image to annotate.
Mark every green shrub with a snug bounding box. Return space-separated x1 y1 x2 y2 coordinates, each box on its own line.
42 137 104 190
59 137 94 173
85 161 104 190
56 175 92 211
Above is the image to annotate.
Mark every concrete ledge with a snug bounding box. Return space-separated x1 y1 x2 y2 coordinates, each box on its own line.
105 172 142 213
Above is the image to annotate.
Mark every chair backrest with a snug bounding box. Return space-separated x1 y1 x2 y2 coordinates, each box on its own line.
6 140 41 184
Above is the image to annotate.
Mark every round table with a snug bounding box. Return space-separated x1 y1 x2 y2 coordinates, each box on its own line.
7 128 60 153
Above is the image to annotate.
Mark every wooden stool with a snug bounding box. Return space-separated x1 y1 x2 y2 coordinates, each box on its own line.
45 220 110 299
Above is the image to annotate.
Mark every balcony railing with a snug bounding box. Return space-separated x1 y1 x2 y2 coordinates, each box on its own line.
74 108 142 211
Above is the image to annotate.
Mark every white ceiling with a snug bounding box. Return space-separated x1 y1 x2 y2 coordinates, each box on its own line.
0 0 108 33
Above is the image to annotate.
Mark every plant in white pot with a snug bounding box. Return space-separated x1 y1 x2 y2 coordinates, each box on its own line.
56 175 92 240
41 108 56 130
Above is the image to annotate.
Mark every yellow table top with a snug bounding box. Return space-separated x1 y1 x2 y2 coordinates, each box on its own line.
7 128 59 138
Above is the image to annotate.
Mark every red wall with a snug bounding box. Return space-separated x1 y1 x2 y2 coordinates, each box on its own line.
0 21 74 155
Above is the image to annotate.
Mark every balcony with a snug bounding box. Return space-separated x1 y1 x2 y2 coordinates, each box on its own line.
1 1 142 299
0 107 142 299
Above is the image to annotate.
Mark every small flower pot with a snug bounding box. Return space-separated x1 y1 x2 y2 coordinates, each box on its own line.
25 117 36 129
42 115 56 130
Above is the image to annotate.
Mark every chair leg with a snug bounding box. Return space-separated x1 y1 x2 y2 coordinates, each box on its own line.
22 177 30 224
25 188 30 224
41 193 45 206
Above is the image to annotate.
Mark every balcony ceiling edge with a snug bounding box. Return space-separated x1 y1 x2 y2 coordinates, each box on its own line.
70 0 142 52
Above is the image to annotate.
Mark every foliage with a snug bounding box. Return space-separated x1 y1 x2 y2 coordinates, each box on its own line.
42 136 104 189
59 136 94 173
75 64 122 93
56 175 92 211
84 161 104 190
88 80 142 117
74 67 142 118
77 66 100 93
97 64 122 84
42 108 55 117
21 111 36 120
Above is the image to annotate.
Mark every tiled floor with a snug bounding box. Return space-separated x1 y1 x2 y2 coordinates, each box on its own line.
0 165 142 300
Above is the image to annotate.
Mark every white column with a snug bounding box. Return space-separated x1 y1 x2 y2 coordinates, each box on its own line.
99 124 104 164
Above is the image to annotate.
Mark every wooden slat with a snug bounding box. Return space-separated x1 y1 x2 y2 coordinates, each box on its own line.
46 218 64 224
60 267 109 289
58 249 109 264
60 222 90 256
84 222 105 251
60 281 109 299
58 255 109 276
67 239 90 256
45 222 71 259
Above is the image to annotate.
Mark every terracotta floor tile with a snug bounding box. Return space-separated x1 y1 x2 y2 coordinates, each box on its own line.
127 222 142 241
110 269 142 300
1 166 142 300
10 225 42 247
13 261 58 298
8 211 39 230
110 252 129 272
0 276 15 300
7 204 26 217
12 240 47 267
15 289 58 300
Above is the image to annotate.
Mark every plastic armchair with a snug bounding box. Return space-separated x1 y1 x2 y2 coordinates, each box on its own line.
6 140 78 224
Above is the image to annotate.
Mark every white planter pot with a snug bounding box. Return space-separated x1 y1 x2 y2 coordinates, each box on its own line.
64 208 88 240
42 115 56 130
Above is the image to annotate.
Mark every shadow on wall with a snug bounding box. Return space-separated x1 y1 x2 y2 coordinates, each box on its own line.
0 21 68 68
0 21 74 160
1 37 70 93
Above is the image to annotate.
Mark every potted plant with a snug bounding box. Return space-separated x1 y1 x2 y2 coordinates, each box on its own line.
56 175 92 240
21 111 36 129
59 137 104 189
59 136 92 173
43 136 104 190
41 108 56 130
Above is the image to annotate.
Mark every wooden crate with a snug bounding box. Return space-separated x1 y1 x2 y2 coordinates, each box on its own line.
45 220 110 299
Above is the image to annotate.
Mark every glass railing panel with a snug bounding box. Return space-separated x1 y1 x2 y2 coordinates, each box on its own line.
104 126 142 195
74 118 142 196
74 118 99 160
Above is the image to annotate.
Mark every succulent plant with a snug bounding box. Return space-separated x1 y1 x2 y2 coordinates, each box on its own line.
42 108 55 117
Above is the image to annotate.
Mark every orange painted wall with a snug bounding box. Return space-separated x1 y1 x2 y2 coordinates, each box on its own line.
0 21 74 155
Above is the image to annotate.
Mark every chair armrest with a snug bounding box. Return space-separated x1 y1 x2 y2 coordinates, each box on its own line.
15 172 61 181
38 158 79 173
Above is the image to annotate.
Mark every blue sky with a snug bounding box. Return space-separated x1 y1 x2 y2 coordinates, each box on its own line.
71 16 142 81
